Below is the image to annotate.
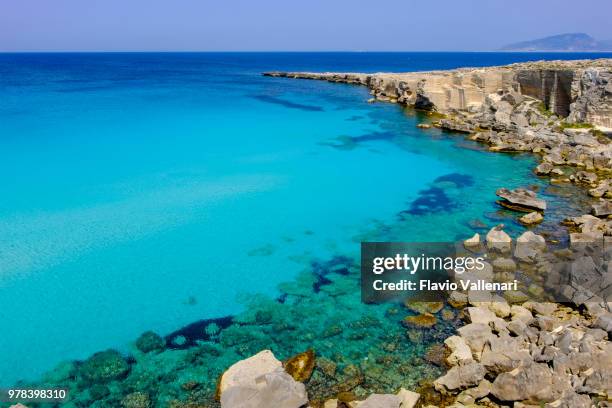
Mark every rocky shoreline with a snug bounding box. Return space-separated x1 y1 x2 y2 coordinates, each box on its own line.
238 60 612 407
12 59 612 408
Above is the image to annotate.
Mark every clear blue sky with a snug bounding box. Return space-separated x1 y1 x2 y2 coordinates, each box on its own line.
2 0 611 51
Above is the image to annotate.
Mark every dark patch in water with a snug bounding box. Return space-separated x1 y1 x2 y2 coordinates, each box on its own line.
320 131 396 151
400 187 457 216
165 315 233 349
311 255 354 292
346 115 364 121
434 173 474 188
351 131 395 143
251 95 324 112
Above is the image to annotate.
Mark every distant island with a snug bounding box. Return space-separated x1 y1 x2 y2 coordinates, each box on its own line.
501 33 612 51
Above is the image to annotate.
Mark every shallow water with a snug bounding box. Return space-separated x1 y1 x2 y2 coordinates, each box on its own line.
0 52 608 385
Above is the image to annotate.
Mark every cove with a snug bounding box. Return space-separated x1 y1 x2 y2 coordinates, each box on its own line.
0 52 593 385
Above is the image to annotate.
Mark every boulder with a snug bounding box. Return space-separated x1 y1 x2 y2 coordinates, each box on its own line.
465 306 501 326
490 362 563 402
219 350 282 394
571 171 597 184
510 305 533 323
487 298 511 318
534 162 553 175
457 323 494 359
514 231 546 263
463 233 480 249
396 388 420 408
433 362 486 393
486 225 512 253
594 313 612 334
592 199 612 217
496 188 546 212
444 335 474 365
519 211 543 226
220 369 308 408
219 350 308 408
284 349 315 382
449 291 468 308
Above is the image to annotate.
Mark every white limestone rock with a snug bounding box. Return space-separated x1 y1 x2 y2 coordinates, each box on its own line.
219 350 308 408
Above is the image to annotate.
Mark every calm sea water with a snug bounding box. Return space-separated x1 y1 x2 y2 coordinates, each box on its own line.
1 52 610 385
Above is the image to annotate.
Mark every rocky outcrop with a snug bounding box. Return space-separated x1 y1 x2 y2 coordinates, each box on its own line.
264 59 612 129
568 67 612 128
430 228 612 407
495 188 547 212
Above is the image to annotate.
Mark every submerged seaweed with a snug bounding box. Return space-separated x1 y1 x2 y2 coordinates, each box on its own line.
22 249 459 408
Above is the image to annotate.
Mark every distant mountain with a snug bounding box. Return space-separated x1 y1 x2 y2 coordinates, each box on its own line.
501 33 612 52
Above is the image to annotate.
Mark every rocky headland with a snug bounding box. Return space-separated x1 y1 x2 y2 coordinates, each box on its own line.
13 59 612 408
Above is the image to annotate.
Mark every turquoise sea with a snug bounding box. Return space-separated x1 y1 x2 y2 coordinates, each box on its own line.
1 52 610 386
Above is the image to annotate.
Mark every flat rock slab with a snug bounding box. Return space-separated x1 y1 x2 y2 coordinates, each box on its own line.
496 188 546 211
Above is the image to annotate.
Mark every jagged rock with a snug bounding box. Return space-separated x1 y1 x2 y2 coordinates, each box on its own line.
444 335 474 365
455 379 491 405
465 307 502 326
534 162 553 175
457 323 494 359
496 188 546 212
481 347 531 375
510 305 533 323
594 313 612 333
433 362 486 393
396 388 420 408
220 368 308 408
592 199 612 217
589 179 612 198
486 225 512 253
490 362 564 402
522 302 557 316
514 231 547 263
219 350 282 394
519 211 543 225
507 319 528 337
463 233 480 249
550 167 565 176
570 231 604 245
449 291 468 308
571 171 598 184
487 298 511 318
284 349 315 382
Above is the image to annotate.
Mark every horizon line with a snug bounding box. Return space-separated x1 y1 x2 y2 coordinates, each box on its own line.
2 50 612 54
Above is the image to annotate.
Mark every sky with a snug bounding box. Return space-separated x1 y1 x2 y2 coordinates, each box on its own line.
1 0 611 52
